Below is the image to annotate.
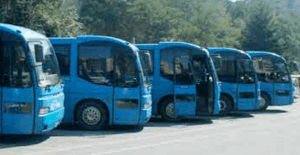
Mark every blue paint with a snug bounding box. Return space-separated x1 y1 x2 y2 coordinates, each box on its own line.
207 47 261 111
0 23 65 135
136 42 220 119
50 36 152 127
247 51 294 106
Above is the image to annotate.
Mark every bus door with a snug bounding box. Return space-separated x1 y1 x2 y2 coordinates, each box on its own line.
273 60 292 105
1 41 35 134
173 53 197 116
236 59 257 110
192 56 215 114
113 48 140 124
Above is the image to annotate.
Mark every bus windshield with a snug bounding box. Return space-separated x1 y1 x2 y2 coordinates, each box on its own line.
212 57 255 83
28 40 61 87
274 61 290 83
252 58 290 83
114 49 140 87
237 59 256 84
138 50 153 86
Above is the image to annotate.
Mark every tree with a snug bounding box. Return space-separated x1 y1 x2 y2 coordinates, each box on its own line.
169 0 242 48
29 0 83 37
0 0 82 37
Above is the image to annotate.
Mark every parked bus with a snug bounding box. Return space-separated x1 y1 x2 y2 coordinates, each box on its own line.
0 23 65 135
50 36 152 130
207 48 261 113
136 42 220 121
248 51 294 109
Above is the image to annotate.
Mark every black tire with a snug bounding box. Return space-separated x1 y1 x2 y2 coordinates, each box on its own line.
219 95 233 115
160 98 179 122
259 94 270 111
76 101 108 130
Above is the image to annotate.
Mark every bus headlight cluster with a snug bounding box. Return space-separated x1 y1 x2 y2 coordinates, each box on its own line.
39 107 49 115
144 102 150 109
50 102 63 111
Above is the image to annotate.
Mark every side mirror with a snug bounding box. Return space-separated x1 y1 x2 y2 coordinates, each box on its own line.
34 44 44 63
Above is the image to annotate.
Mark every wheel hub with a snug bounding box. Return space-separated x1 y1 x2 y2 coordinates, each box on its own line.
165 102 176 119
220 100 227 111
82 106 101 126
259 97 266 109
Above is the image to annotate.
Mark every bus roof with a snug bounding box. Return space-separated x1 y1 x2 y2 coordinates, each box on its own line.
247 51 286 62
50 35 131 47
136 42 208 55
207 47 251 59
0 23 47 41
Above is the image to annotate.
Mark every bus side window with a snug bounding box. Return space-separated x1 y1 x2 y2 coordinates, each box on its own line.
160 48 174 81
174 52 194 85
2 42 32 88
77 41 113 86
217 59 236 83
52 45 71 76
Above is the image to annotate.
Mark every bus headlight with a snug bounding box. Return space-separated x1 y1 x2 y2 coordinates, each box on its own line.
144 103 150 109
39 107 49 115
50 102 63 111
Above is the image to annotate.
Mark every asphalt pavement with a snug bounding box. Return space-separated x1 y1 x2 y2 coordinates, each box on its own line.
1 99 299 155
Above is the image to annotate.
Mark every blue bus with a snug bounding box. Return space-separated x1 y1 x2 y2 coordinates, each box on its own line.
136 42 220 121
0 23 65 135
207 48 261 113
248 51 294 109
50 36 152 130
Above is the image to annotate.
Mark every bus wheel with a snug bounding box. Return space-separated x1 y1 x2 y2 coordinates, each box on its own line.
76 101 108 130
219 95 233 115
160 98 179 122
258 94 269 111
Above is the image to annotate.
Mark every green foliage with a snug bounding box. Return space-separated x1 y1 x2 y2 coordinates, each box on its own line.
0 0 82 37
29 0 83 37
169 0 242 48
1 0 300 65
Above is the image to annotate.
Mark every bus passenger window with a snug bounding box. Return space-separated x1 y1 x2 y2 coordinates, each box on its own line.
174 54 194 85
77 41 113 85
160 48 174 81
216 59 236 83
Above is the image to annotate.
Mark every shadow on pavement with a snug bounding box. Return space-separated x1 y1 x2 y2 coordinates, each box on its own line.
50 118 213 136
50 124 143 137
211 112 254 120
0 135 49 149
145 118 213 127
247 109 288 115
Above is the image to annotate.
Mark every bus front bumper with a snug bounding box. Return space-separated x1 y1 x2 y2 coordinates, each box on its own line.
35 107 65 134
139 107 152 125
